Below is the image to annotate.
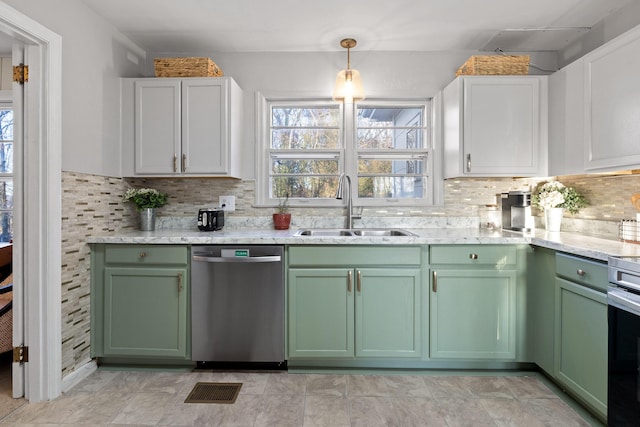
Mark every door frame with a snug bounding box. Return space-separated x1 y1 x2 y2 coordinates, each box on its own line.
0 1 62 402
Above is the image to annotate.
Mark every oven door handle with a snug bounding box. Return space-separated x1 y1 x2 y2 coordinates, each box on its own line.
608 287 640 316
192 254 282 263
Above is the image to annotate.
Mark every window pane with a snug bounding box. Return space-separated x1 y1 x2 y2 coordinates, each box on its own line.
0 179 11 210
358 158 423 175
358 176 425 199
357 107 424 150
271 129 340 149
272 158 339 174
0 109 13 141
272 176 339 199
272 107 339 127
0 211 11 242
0 109 13 174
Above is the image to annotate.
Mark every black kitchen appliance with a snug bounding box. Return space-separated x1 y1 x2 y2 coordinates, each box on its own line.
501 191 532 231
197 208 224 231
608 256 640 426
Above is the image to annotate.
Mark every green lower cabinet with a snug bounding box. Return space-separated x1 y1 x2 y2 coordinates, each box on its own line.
555 277 607 419
288 268 354 358
526 246 555 374
288 267 421 360
91 244 191 363
430 269 517 359
356 268 421 358
103 266 189 358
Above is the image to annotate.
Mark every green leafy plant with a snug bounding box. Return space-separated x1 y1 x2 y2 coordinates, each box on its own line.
123 188 168 211
532 181 587 214
276 192 290 214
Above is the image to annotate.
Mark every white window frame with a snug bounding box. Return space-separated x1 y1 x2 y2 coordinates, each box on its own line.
256 92 437 208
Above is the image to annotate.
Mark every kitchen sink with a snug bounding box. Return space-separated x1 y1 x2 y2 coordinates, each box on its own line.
294 229 354 236
293 228 417 237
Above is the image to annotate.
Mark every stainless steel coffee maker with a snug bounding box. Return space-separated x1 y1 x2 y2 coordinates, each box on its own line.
501 191 532 231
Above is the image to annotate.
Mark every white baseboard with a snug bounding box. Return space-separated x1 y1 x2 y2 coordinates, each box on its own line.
61 360 97 393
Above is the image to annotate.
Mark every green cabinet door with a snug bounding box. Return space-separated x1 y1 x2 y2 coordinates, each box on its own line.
526 246 556 374
356 268 421 358
288 268 354 358
103 266 189 358
430 269 517 359
555 277 607 419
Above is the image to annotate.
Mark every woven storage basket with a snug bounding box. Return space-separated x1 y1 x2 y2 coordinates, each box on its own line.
455 55 530 76
154 57 224 78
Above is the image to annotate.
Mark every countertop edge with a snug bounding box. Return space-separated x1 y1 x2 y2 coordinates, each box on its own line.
86 228 640 261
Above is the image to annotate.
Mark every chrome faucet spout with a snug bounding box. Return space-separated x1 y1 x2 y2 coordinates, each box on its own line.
336 174 358 229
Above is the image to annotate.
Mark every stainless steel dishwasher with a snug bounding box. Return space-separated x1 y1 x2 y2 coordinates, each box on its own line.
190 245 285 368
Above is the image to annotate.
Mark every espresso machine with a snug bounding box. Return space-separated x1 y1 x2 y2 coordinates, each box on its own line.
501 191 532 231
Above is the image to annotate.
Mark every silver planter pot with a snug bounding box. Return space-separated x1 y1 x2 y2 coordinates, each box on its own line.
139 208 156 231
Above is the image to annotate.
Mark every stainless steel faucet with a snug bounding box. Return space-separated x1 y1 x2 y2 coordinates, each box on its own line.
336 174 360 229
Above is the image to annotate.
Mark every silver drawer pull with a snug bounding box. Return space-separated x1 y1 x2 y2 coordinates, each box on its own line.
139 252 147 259
470 253 478 260
576 269 586 276
432 271 437 293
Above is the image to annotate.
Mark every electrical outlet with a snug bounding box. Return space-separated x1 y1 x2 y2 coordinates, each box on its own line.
219 195 236 212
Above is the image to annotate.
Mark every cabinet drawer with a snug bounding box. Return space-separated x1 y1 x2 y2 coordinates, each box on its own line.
105 245 188 265
555 252 607 292
430 245 517 266
288 246 421 267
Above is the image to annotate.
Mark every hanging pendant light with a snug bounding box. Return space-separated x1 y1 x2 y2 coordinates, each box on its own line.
332 38 365 103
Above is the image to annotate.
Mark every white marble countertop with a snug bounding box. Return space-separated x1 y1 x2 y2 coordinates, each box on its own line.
87 227 640 262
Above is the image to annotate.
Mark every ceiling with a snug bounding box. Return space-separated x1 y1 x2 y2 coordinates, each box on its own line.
79 0 635 54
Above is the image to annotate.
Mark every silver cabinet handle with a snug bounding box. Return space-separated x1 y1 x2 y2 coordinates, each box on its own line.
348 270 353 293
470 253 478 260
177 272 183 293
576 269 586 276
466 153 471 172
182 154 187 172
173 154 177 172
357 270 362 292
139 251 147 259
432 270 437 293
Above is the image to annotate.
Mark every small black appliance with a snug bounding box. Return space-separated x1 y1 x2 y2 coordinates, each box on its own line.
198 208 224 231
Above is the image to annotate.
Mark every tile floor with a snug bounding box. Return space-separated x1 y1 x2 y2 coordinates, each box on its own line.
0 362 604 427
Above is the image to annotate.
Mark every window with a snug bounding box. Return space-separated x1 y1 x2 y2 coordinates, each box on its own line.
356 104 428 202
258 96 433 207
0 104 12 242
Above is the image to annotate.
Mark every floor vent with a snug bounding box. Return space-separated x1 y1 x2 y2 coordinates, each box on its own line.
184 382 242 404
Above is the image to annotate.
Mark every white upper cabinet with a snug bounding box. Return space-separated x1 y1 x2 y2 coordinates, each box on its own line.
548 59 585 176
121 77 243 178
443 76 548 178
584 24 640 172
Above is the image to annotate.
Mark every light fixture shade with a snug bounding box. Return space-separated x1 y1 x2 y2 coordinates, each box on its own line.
332 69 365 103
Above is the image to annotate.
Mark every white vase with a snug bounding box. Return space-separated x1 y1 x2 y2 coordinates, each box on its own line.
545 207 564 232
140 208 156 231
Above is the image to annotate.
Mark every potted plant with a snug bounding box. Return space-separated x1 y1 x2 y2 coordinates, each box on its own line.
272 193 291 230
123 187 169 231
532 181 587 232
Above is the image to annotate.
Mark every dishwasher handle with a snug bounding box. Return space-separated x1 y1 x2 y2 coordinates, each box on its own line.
192 254 282 263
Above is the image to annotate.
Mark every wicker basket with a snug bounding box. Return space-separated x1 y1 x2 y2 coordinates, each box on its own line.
154 57 224 78
456 55 530 76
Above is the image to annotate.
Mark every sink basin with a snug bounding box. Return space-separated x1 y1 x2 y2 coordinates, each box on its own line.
294 229 354 236
351 229 416 237
293 228 416 237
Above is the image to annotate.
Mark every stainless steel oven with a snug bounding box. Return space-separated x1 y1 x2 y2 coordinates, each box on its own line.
608 256 640 426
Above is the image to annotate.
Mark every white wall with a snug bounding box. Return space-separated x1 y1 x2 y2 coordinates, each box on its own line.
559 0 640 67
144 51 556 179
2 0 146 177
